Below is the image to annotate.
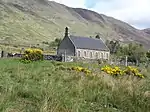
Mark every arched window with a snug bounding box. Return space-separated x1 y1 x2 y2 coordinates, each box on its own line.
78 51 81 57
95 52 98 59
90 52 93 58
99 53 101 58
84 51 87 57
106 53 109 59
104 53 106 59
101 53 103 59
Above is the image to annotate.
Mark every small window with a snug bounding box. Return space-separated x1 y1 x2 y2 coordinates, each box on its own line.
104 53 106 59
90 52 93 58
106 53 109 59
95 52 98 59
99 53 101 58
84 51 87 57
101 53 103 59
78 51 81 57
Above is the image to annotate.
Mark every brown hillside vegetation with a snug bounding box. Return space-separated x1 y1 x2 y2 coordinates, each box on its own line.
0 0 150 48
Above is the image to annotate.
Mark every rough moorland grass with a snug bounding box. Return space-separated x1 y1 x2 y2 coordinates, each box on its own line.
0 1 114 47
0 59 150 112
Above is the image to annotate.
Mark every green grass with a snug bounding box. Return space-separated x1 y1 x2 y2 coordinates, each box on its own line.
0 59 150 112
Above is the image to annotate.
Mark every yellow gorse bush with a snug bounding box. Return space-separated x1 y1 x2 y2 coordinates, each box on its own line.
25 48 43 54
22 48 43 62
101 65 124 76
71 66 92 75
124 66 144 78
101 65 144 78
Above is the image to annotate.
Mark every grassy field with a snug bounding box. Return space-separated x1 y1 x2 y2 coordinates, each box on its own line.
0 59 150 112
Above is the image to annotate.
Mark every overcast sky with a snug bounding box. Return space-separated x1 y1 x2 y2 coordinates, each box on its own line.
49 0 150 29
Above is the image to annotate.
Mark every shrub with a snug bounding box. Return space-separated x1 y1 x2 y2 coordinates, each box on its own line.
71 66 92 75
97 59 102 64
101 65 124 76
22 48 43 62
124 66 144 78
101 65 144 78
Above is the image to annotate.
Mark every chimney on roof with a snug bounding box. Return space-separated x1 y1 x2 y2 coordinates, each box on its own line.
65 27 69 37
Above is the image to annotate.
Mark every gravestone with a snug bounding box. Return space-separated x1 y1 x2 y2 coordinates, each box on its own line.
0 50 1 58
0 51 8 58
1 50 4 57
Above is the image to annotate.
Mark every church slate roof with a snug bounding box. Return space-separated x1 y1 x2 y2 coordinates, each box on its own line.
69 35 109 51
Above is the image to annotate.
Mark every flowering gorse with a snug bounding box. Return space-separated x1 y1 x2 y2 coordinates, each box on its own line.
22 48 43 63
71 66 92 75
124 66 144 78
101 65 124 76
24 48 43 55
101 65 144 78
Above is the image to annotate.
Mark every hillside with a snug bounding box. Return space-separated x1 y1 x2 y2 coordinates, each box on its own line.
0 0 150 48
143 28 150 35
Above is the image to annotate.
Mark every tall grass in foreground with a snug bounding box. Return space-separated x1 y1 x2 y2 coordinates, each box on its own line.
0 59 149 112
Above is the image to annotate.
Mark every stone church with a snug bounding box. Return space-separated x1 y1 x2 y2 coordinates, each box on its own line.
57 27 110 60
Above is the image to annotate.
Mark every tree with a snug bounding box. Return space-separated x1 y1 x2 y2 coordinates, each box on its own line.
130 43 146 65
95 35 100 39
146 51 150 60
116 45 128 56
106 40 147 65
106 40 120 54
55 38 62 44
145 50 150 67
117 43 146 65
49 38 62 47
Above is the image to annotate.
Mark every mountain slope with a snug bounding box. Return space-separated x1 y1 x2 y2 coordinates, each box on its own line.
0 0 150 48
143 28 150 35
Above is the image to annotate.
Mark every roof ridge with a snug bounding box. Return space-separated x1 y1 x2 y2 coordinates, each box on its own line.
70 35 102 41
70 35 89 38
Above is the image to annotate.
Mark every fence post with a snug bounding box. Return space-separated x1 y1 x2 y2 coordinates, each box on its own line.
1 50 4 58
125 56 128 66
64 50 66 62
